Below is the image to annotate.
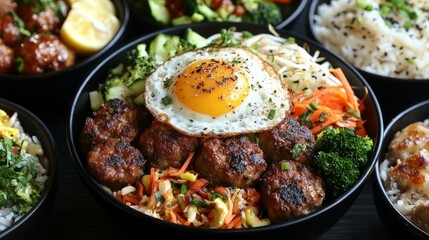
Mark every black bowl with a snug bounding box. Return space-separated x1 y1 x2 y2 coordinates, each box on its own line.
373 99 429 240
0 98 58 240
308 0 429 124
67 22 383 239
0 0 129 119
128 0 308 31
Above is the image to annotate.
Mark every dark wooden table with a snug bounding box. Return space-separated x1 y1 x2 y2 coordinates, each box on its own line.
31 1 428 239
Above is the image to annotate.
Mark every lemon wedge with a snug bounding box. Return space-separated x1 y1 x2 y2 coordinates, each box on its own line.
60 1 120 55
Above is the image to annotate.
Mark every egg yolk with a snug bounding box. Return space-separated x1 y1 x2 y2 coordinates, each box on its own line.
173 59 250 117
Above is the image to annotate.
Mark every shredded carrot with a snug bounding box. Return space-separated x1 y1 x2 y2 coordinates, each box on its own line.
226 215 242 229
123 195 140 205
168 152 194 177
290 67 366 136
189 178 208 191
136 181 144 200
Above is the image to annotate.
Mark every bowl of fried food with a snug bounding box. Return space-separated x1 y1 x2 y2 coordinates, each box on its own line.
128 0 308 30
308 0 429 122
373 99 429 240
67 22 383 239
0 98 58 240
0 0 129 117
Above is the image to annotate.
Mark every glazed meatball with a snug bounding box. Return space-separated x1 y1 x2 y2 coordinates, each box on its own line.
259 160 325 223
1 14 21 46
387 121 429 163
193 135 267 188
0 40 13 73
14 33 76 74
16 3 61 34
138 120 199 170
80 98 147 153
257 117 316 165
87 138 146 190
0 0 16 16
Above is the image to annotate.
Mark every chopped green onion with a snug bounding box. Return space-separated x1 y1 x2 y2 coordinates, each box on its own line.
281 162 290 171
161 95 172 106
267 109 276 120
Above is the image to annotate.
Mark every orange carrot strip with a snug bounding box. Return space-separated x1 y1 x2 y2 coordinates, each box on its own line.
123 195 140 205
331 68 359 112
189 178 208 192
226 215 242 229
169 152 195 177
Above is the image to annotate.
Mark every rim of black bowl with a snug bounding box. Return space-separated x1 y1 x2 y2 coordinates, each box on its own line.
128 0 308 30
0 98 58 239
374 99 429 239
67 21 384 237
0 0 129 81
307 0 429 83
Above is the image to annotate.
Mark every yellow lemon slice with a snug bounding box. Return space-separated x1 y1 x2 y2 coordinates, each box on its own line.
60 2 120 55
68 0 116 15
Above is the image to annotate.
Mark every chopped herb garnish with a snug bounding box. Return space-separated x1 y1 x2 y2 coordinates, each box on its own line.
291 144 303 160
161 95 172 106
281 162 289 171
267 109 276 120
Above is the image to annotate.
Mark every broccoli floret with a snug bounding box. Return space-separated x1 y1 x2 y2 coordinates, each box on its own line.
313 127 374 198
101 44 156 101
241 0 283 26
316 127 373 169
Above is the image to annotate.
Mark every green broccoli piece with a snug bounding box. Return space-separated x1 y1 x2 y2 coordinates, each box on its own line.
101 44 156 101
313 127 373 198
316 127 373 169
182 0 219 21
241 0 283 26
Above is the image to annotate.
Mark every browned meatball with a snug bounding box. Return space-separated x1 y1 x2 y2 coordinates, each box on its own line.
0 0 16 16
259 160 325 223
193 135 267 188
257 117 316 165
80 98 147 153
138 120 199 170
14 33 75 74
0 14 21 46
16 3 61 34
87 138 146 190
0 40 13 73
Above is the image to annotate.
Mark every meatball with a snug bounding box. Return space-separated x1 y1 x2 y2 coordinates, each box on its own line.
138 120 199 170
80 98 146 153
387 121 429 163
259 160 325 223
0 40 13 73
193 135 267 188
257 117 316 165
14 33 76 74
1 14 21 46
16 3 61 34
87 138 146 190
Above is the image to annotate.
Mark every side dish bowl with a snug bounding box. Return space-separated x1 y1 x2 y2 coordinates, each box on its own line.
67 22 383 239
128 0 308 30
0 98 58 240
373 99 429 240
308 0 429 123
0 0 129 118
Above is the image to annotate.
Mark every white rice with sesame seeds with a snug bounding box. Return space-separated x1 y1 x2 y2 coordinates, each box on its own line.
312 0 429 79
0 111 48 232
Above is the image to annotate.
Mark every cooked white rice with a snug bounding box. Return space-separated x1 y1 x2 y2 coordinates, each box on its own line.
313 0 429 79
0 112 48 232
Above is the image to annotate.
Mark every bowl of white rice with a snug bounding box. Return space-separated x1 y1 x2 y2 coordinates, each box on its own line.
0 98 58 240
308 0 429 123
373 99 429 239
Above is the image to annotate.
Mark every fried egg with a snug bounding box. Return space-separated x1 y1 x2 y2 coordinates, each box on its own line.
144 46 292 137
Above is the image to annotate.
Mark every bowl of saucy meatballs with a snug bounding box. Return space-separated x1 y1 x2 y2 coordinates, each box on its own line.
0 0 128 117
67 22 383 239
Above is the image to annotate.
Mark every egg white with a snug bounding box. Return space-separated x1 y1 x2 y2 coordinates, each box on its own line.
144 46 292 137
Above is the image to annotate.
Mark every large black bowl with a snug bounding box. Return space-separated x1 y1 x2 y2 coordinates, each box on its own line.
0 98 58 240
307 0 429 124
373 99 429 240
0 0 129 119
67 22 383 239
128 0 308 31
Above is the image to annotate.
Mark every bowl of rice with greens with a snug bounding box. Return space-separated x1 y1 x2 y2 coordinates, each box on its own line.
373 99 429 239
309 0 429 80
0 98 58 240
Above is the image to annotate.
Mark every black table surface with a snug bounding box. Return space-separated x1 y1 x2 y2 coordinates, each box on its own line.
31 1 429 239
